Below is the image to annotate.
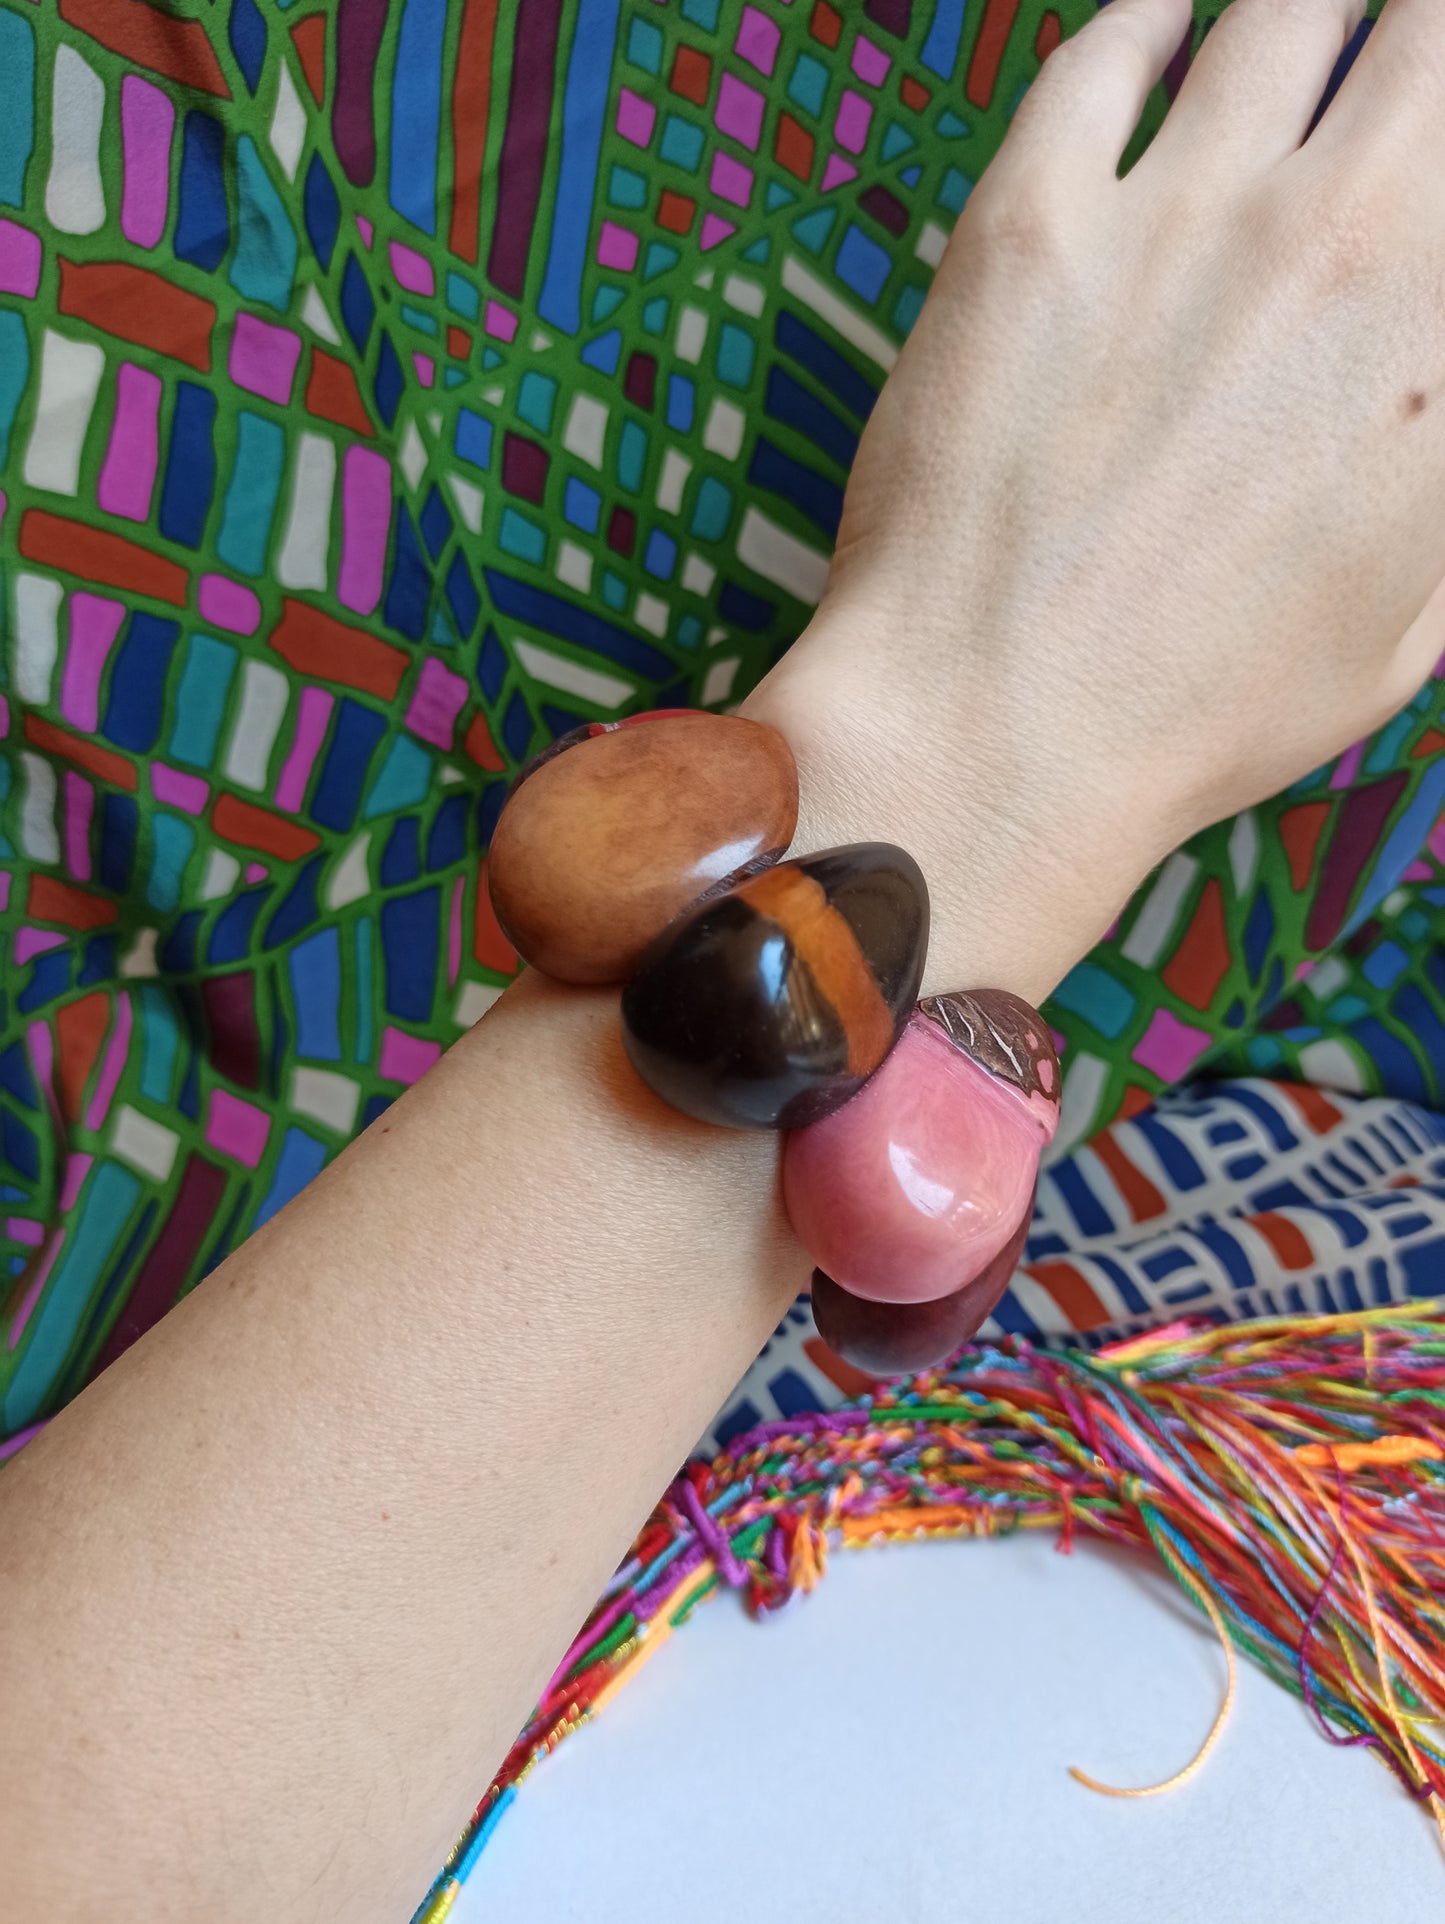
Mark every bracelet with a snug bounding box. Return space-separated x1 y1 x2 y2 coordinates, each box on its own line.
487 710 1059 1368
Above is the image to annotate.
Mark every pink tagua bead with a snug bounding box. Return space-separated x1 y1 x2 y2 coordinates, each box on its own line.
809 1197 1036 1377
782 989 1061 1308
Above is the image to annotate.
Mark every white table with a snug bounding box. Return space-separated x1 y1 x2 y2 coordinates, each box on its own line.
460 1531 1440 1922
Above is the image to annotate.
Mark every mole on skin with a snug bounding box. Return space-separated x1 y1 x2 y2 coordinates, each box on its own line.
1406 391 1428 418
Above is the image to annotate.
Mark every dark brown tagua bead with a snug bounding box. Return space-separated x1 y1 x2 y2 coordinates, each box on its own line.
487 711 799 983
621 843 929 1129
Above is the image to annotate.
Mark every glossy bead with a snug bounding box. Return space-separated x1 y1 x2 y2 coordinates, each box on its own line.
810 1197 1034 1376
621 843 929 1129
782 989 1060 1303
487 710 798 984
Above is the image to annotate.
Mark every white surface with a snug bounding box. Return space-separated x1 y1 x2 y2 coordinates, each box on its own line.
458 1533 1441 1923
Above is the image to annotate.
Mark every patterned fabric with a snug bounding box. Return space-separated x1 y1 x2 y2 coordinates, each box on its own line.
1 0 1441 1450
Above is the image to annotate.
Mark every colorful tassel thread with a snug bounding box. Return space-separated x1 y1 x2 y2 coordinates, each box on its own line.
412 1304 1445 1920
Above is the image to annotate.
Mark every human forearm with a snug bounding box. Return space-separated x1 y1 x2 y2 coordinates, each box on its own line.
0 975 795 1920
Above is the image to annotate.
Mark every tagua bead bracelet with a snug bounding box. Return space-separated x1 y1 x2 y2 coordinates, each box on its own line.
488 709 1060 1372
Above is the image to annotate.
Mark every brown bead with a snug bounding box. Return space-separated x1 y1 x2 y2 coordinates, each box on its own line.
487 711 799 984
621 843 929 1129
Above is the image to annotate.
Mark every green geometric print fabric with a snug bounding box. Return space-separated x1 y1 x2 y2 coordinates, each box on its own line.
1 0 1442 1443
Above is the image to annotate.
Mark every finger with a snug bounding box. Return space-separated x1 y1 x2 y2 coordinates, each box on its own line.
1146 0 1369 174
989 0 1194 187
1310 0 1445 154
810 1199 1034 1378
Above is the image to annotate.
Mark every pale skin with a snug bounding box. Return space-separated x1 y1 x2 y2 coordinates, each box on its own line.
4 1 1445 1915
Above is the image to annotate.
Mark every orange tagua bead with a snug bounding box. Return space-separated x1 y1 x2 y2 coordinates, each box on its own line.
486 710 800 984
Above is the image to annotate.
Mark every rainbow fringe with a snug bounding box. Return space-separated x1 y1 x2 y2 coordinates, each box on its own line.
413 1304 1445 1919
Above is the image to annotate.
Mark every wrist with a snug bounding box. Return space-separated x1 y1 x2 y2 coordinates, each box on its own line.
738 600 1160 1004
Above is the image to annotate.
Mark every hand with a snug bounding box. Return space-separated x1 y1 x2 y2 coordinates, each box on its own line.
743 0 1445 1001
